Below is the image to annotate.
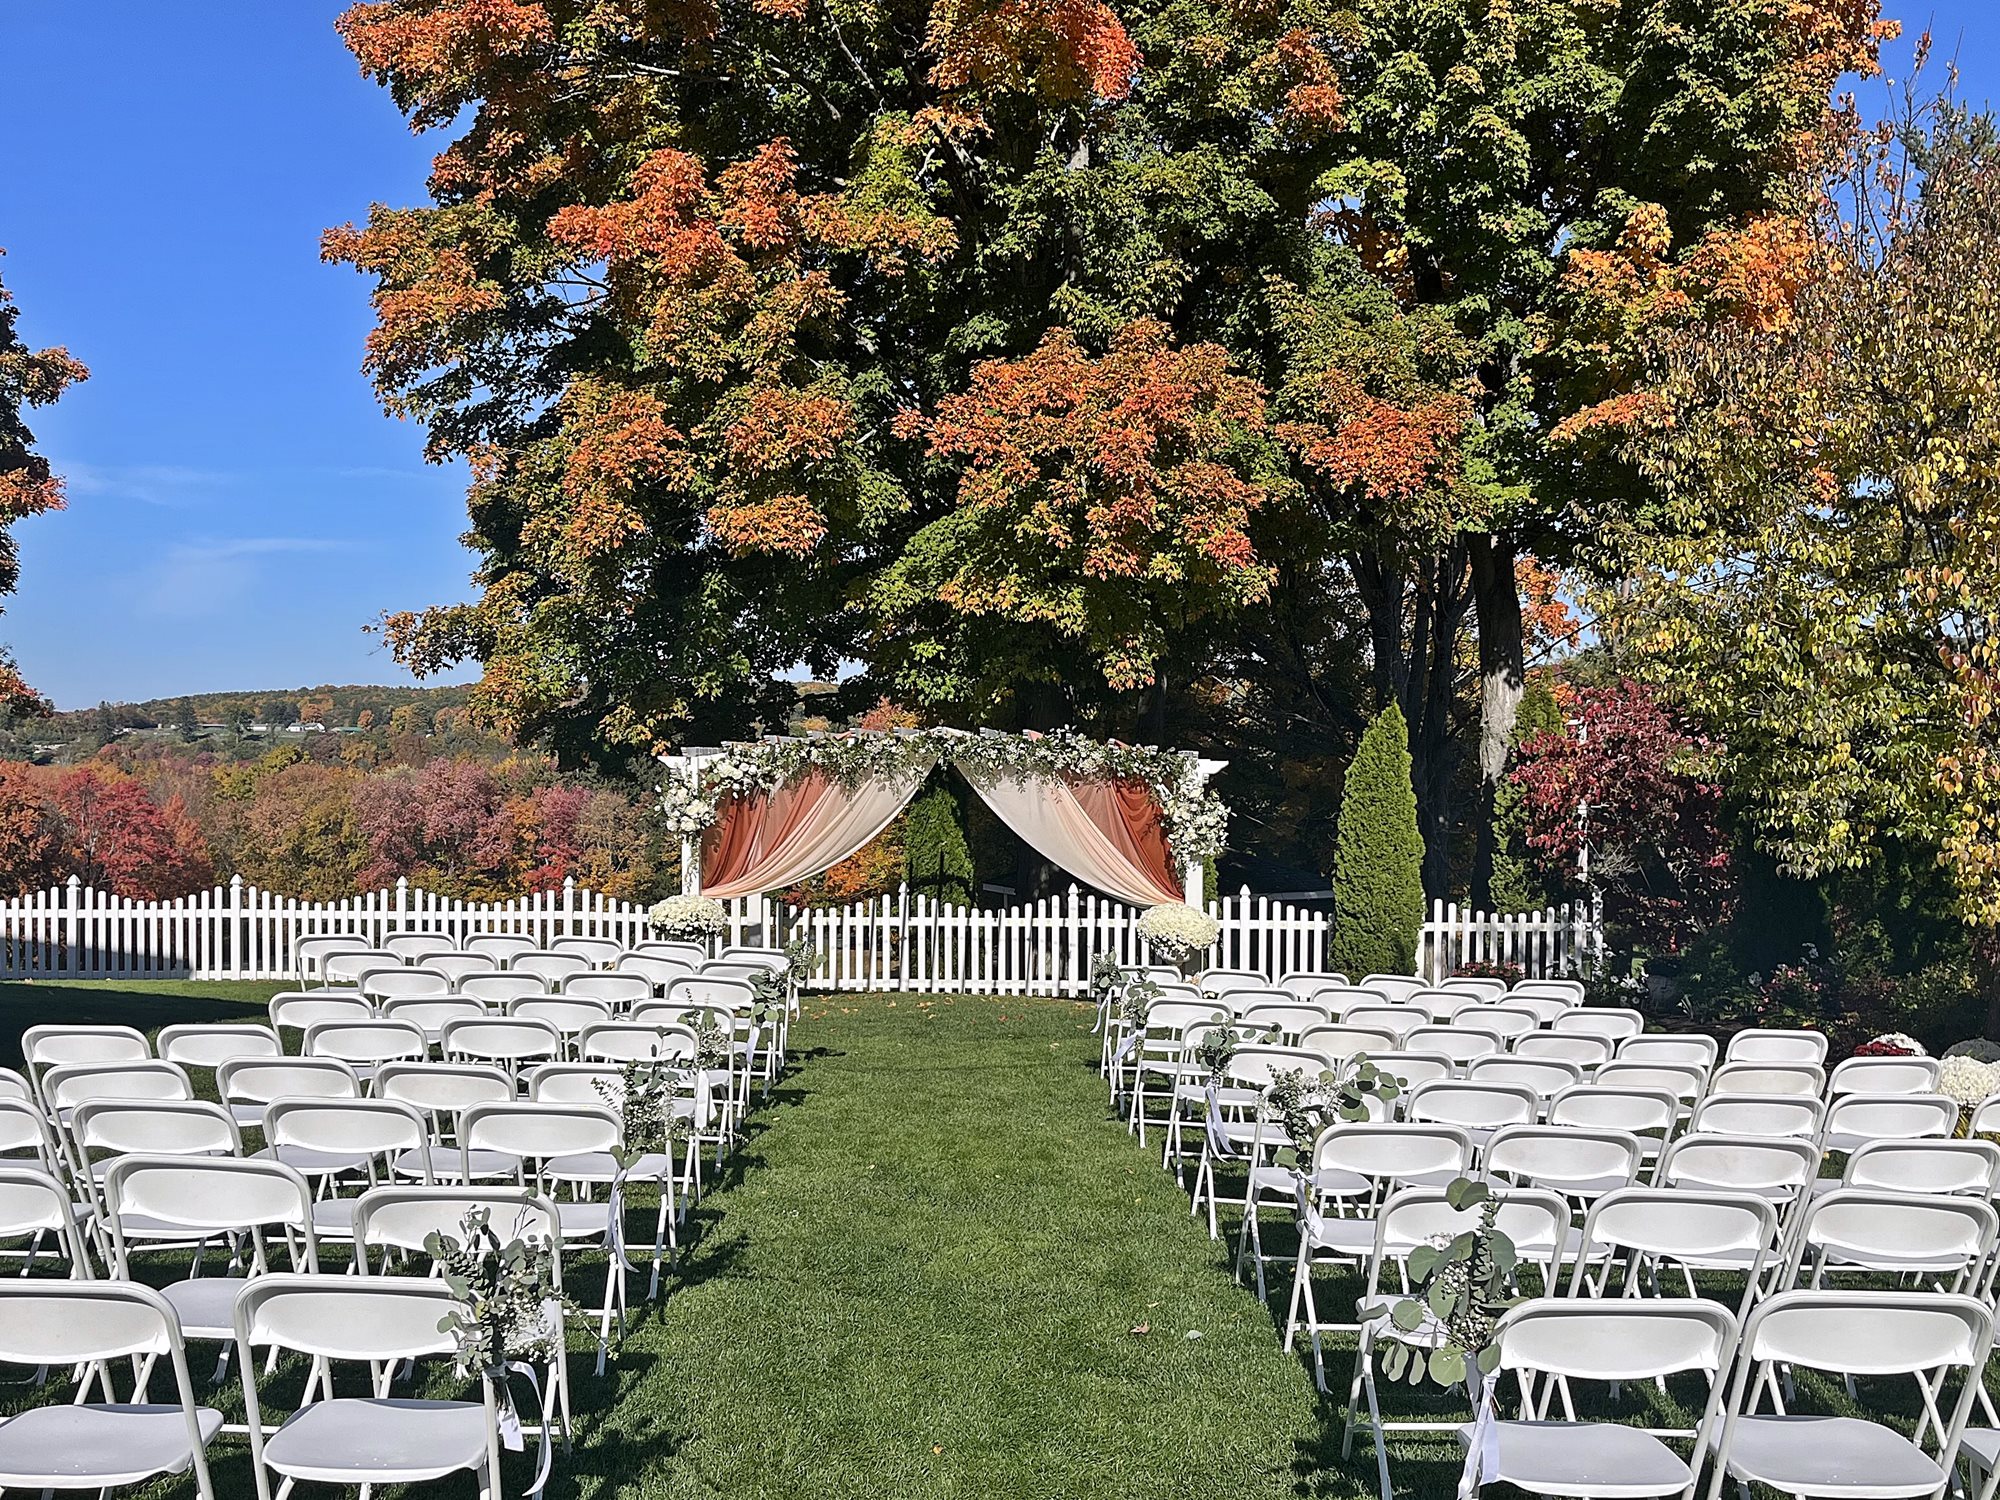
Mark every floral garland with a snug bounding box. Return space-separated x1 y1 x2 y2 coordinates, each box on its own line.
659 728 1230 867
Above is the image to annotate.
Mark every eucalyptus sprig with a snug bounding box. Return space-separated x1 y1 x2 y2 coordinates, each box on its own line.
426 1206 572 1375
1118 974 1164 1031
677 1010 733 1075
1193 1012 1262 1085
1267 1057 1404 1169
1089 952 1125 1001
1375 1177 1521 1388
592 1053 692 1170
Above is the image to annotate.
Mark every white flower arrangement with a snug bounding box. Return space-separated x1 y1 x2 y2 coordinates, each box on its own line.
649 894 727 939
657 777 716 840
1137 902 1220 961
1862 1032 1929 1057
1938 1054 1999 1108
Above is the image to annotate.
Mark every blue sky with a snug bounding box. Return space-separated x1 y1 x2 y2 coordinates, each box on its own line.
0 3 1994 709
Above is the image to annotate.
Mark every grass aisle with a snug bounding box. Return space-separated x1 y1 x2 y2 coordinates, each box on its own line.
590 990 1349 1500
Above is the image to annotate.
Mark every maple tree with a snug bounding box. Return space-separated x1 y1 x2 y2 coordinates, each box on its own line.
1599 94 2000 946
0 249 84 713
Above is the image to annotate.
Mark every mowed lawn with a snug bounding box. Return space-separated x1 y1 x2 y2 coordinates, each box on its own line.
0 981 1377 1499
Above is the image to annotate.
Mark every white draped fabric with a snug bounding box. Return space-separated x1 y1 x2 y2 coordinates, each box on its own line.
699 762 933 900
959 767 1185 908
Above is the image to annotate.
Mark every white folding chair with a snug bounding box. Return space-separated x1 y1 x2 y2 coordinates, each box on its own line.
1550 1007 1644 1044
1821 1092 1958 1154
1460 1297 1737 1500
1509 978 1584 1006
637 940 710 967
511 995 616 1050
1358 974 1424 1003
462 972 554 1005
304 1019 429 1076
1839 1138 2000 1197
1466 1055 1584 1105
1688 1091 1825 1140
1404 1080 1537 1147
383 932 454 963
371 1062 518 1182
1197 967 1269 999
69 1101 243 1222
1237 1000 1334 1041
440 1016 564 1076
464 932 540 967
1438 975 1507 1002
260 1098 431 1222
1708 1061 1825 1098
1709 1290 1991 1500
418 953 503 986
510 950 593 988
1495 993 1572 1026
552 935 624 968
294 934 364 985
0 1097 63 1176
157 1023 283 1072
578 1021 700 1066
1655 1134 1821 1244
1571 1187 1779 1318
1299 1024 1405 1064
1591 1061 1708 1110
1616 1034 1719 1070
359 967 455 1004
1829 1054 1943 1097
43 1063 194 1131
216 1057 361 1129
23 1024 150 1084
1402 988 1470 1023
1276 970 1348 1002
0 1280 220 1498
614 952 693 992
562 972 654 1008
1405 1026 1506 1066
1339 1186 1570 1497
1789 1189 1999 1295
1366 1051 1455 1093
0 1163 89 1277
1512 1032 1614 1069
235 1275 502 1500
1450 1004 1539 1040
1308 986 1399 1021
1724 1027 1829 1066
1485 1124 1643 1202
1182 1043 1321 1253
381 995 490 1044
268 991 373 1040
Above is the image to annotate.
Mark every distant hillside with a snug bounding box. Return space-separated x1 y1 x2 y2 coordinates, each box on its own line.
48 683 474 734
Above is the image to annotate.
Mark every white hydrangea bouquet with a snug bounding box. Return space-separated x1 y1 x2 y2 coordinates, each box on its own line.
1137 902 1219 963
1938 1053 2000 1119
649 894 727 939
657 777 716 840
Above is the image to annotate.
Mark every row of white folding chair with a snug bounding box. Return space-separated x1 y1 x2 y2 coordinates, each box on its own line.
302 935 778 987
1190 967 1586 1006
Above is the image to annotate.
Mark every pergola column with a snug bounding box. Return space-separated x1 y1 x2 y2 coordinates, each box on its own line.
1184 758 1228 907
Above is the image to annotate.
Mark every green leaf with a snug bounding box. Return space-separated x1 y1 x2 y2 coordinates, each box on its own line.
1427 1282 1458 1319
1430 1347 1466 1386
1391 1299 1425 1332
1381 1341 1409 1379
1403 1348 1428 1384
1446 1177 1489 1211
1477 1344 1503 1376
1406 1244 1441 1282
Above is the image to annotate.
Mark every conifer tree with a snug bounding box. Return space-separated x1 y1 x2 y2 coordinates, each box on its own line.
1332 703 1426 979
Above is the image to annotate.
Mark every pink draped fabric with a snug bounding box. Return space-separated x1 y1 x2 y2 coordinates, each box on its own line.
962 768 1184 907
699 764 931 899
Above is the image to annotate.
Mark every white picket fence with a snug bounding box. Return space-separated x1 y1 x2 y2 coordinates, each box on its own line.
0 875 1594 990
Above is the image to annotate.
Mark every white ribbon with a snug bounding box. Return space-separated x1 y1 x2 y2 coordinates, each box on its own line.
493 1349 557 1497
1113 1028 1141 1065
1459 1370 1501 1497
1204 1085 1244 1162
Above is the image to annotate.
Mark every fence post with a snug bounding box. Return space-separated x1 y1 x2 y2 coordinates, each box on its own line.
561 876 576 940
227 875 245 980
60 875 80 977
394 876 409 934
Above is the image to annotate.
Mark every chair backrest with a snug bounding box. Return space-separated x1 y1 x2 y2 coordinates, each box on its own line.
1309 1123 1473 1189
1296 1025 1402 1065
0 1165 85 1263
615 952 693 989
1485 1125 1643 1196
43 1060 193 1111
1275 971 1347 1002
269 992 374 1033
638 940 710 966
1496 1294 1737 1385
701 961 770 985
1405 1079 1538 1131
71 1098 241 1159
461 972 553 1005
1404 1025 1505 1064
1616 1033 1719 1069
509 995 615 1037
1306 986 1393 1020
1496 994 1572 1026
1358 974 1423 1003
304 1019 429 1067
460 1099 620 1167
23 1023 150 1072
464 933 540 965
1236 1001 1332 1039
0 1066 30 1104
1549 1007 1644 1042
1217 1045 1324 1092
104 1153 316 1247
527 1062 626 1105
1365 1051 1455 1091
417 953 503 986
1708 1062 1825 1098
1400 988 1467 1022
218 1056 361 1107
1337 1006 1418 1045
562 972 654 1007
1591 1060 1708 1102
552 935 624 967
578 1021 699 1065
1656 1132 1821 1199
1688 1091 1825 1139
1573 1188 1778 1311
351 1185 561 1260
266 1095 428 1157
322 949 401 985
1466 1055 1584 1099
0 1099 56 1166
1197 968 1269 998
1438 975 1507 1001
383 932 454 963
1791 1188 1999 1292
1546 1084 1680 1137
157 1023 283 1070
1509 978 1585 1005
1828 1054 1943 1097
509 950 593 985
1133 999 1218 1039
440 1015 564 1066
1724 1027 1829 1066
1822 1091 1959 1147
1511 1032 1613 1069
1454 1004 1539 1039
359 967 455 1002
295 933 363 978
372 1061 515 1118
1364 1185 1568 1292
664 974 757 1009
1844 1139 2000 1196
718 945 788 972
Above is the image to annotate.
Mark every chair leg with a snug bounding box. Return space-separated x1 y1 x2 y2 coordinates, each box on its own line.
1283 1244 1311 1351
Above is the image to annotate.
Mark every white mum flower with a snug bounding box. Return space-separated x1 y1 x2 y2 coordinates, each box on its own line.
1137 903 1220 961
649 894 727 938
1937 1054 1998 1107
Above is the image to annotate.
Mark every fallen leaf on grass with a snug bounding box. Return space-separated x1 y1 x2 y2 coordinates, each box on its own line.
1184 1330 1203 1341
1129 1322 1151 1336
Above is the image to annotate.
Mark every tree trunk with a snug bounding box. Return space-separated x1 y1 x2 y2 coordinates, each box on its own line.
1469 533 1525 911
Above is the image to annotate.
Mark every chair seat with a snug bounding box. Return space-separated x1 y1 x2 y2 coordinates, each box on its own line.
1460 1419 1694 1498
0 1403 224 1487
1960 1428 2000 1472
556 1200 613 1239
312 1198 359 1240
392 1146 514 1181
263 1398 490 1484
547 1150 671 1183
1715 1414 1944 1496
255 1144 374 1175
159 1276 249 1339
1301 1211 1377 1254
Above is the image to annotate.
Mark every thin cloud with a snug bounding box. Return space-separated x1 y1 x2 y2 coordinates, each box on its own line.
142 536 354 619
58 461 236 507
